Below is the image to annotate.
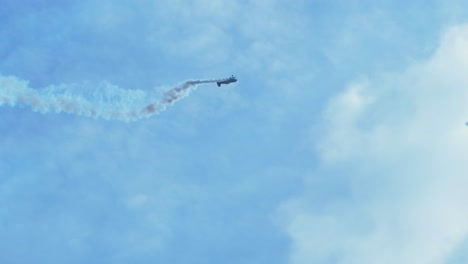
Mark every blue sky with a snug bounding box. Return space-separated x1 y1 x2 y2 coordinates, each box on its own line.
2 1 468 263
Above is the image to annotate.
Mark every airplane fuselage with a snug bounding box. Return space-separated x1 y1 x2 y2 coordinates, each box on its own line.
217 76 237 87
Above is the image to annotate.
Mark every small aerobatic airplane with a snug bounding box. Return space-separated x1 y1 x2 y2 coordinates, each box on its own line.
217 75 237 87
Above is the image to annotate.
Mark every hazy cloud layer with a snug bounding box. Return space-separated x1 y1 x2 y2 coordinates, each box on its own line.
280 24 468 264
2 1 468 263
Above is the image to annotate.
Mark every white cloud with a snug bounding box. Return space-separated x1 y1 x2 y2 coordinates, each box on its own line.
279 24 468 264
318 80 374 161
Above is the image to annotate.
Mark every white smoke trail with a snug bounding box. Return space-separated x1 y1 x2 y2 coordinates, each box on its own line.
0 75 223 121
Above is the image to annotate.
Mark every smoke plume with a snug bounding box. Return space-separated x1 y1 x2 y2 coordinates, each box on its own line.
0 75 223 121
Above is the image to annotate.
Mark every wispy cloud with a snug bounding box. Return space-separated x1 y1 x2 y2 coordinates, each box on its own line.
279 24 468 264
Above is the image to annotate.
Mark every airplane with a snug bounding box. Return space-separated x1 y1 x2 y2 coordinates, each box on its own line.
217 75 237 87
